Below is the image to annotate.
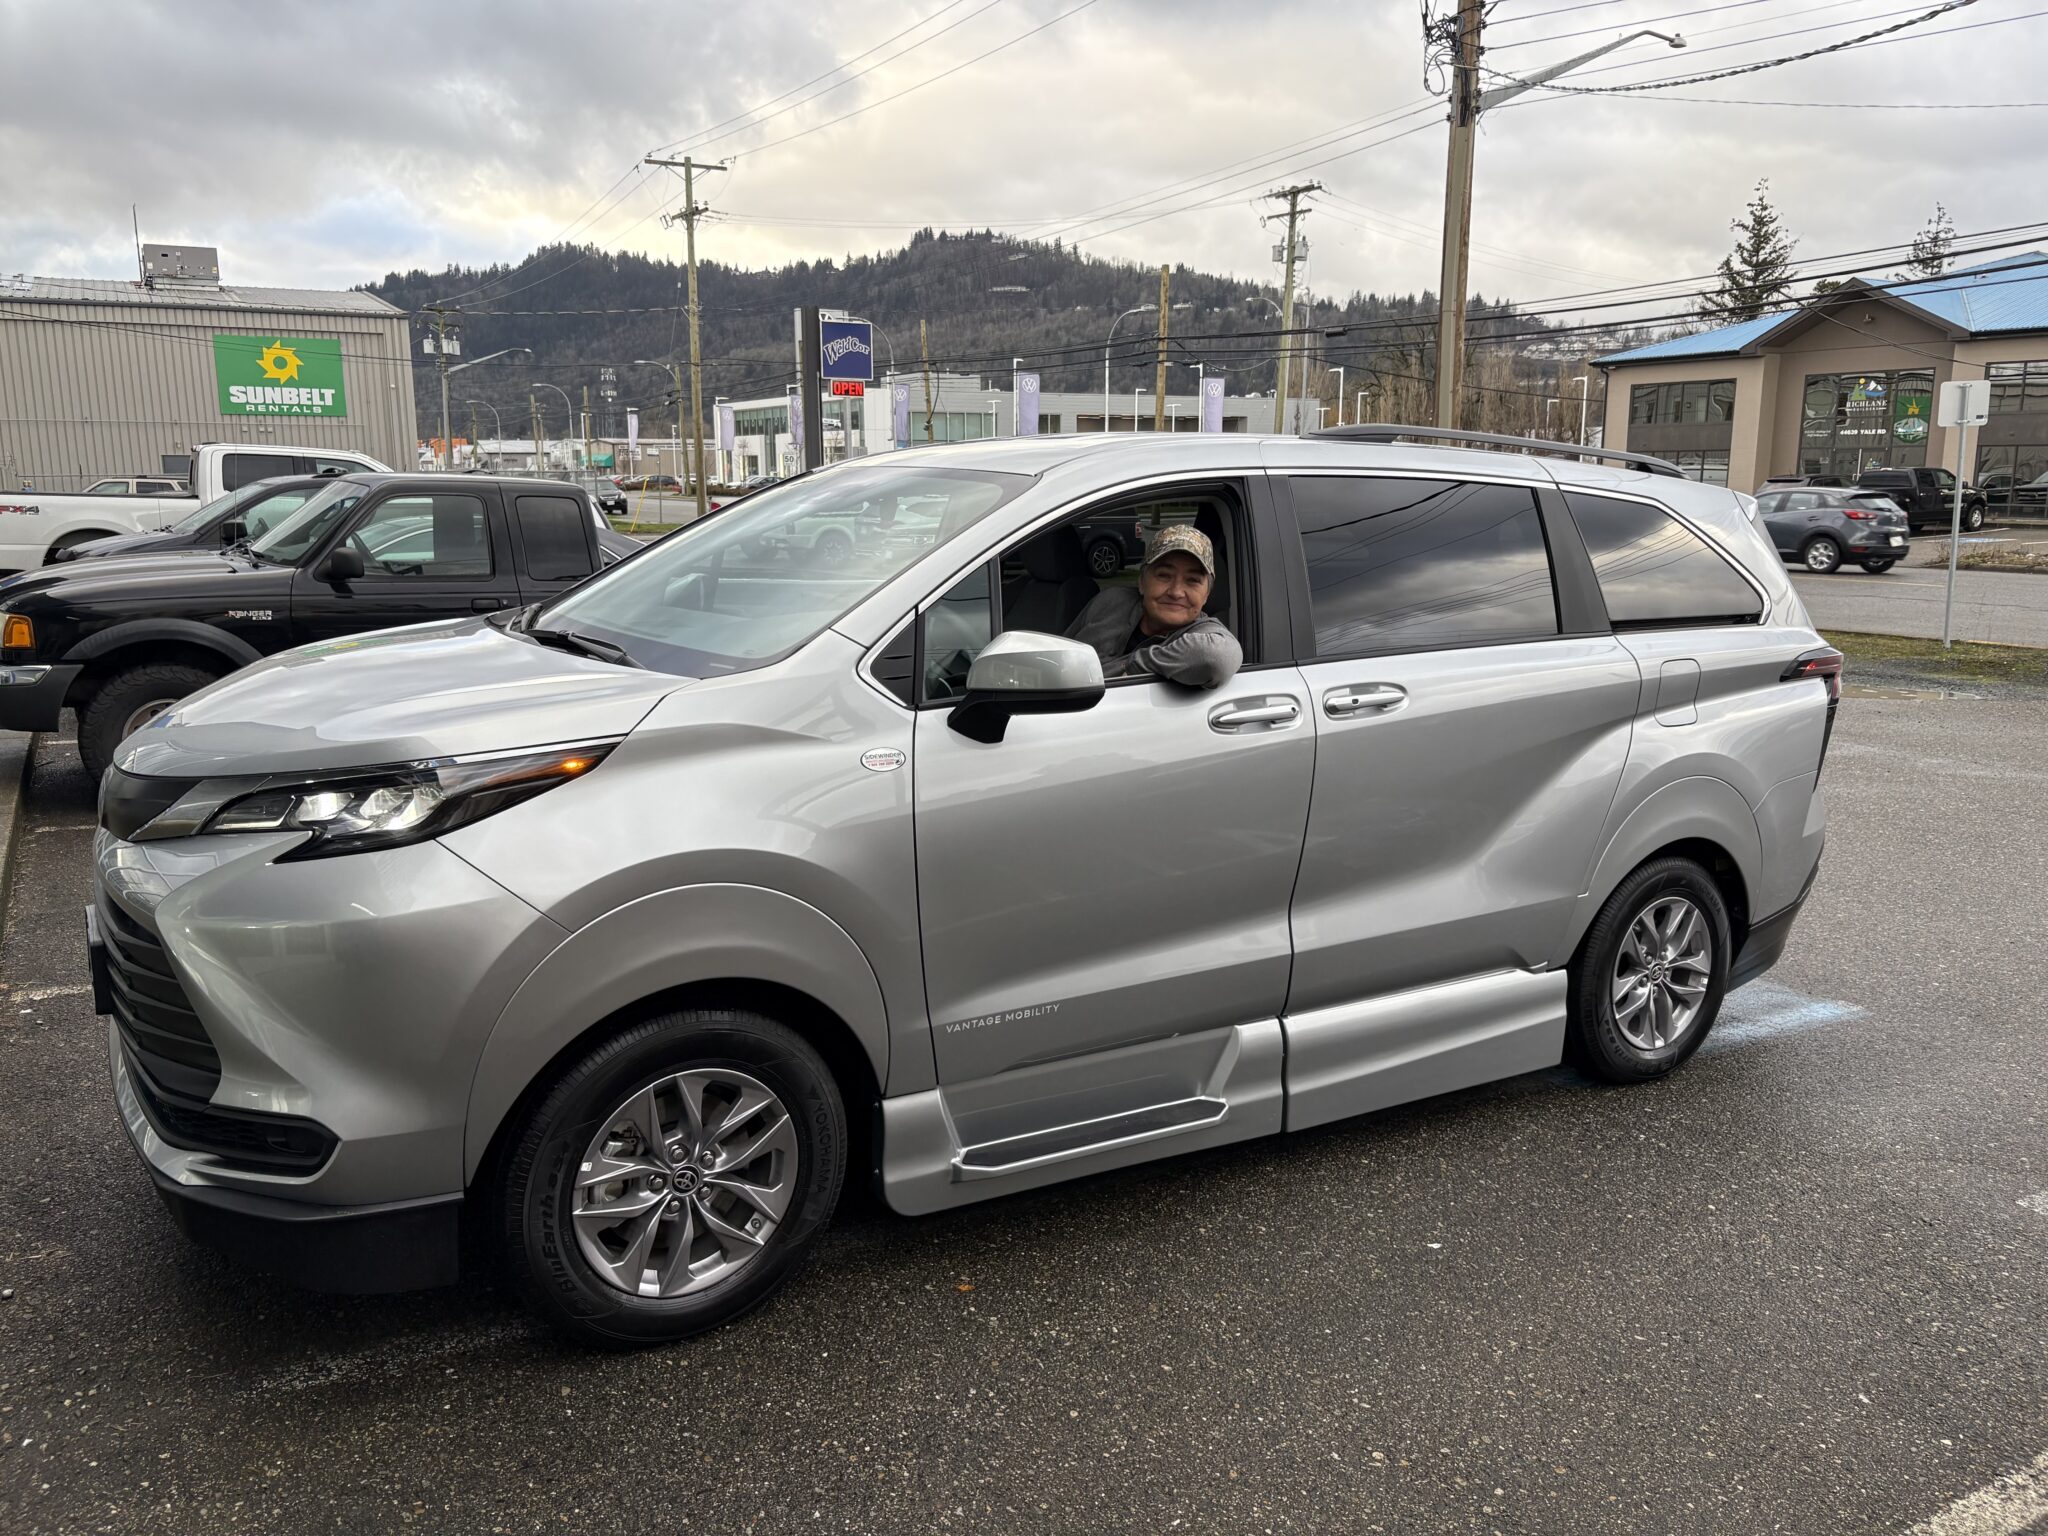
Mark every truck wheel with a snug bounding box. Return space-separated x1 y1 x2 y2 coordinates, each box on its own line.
1859 559 1896 574
79 662 219 782
1565 856 1731 1084
811 530 852 568
500 1007 846 1348
1086 539 1124 577
1963 503 1985 533
1801 535 1844 574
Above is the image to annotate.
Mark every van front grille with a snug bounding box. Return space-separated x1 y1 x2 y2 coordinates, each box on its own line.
98 895 219 1102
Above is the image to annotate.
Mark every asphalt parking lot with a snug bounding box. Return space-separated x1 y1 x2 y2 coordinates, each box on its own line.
3 696 2046 1536
1792 554 2048 647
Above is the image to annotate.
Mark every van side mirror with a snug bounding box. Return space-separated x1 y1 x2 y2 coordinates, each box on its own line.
948 631 1105 744
318 546 365 584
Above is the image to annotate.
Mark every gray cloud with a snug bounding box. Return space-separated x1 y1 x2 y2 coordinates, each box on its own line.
1 0 2039 310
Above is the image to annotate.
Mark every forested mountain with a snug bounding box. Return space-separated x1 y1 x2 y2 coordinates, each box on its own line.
367 229 1590 441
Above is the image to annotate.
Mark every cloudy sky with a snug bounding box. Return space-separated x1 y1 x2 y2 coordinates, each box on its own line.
3 0 2042 316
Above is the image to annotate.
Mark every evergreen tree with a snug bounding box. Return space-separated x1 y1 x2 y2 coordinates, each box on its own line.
1697 179 1798 324
1899 202 1955 281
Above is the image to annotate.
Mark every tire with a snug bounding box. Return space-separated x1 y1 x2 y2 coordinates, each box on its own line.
812 530 852 568
1801 535 1843 574
78 662 220 783
1085 539 1124 578
1859 559 1896 574
1963 502 1985 533
500 1008 847 1348
1565 856 1732 1084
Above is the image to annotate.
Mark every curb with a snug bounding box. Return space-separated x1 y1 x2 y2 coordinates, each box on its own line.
0 733 35 945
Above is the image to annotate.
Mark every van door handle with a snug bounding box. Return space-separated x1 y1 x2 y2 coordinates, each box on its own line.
1324 684 1407 717
471 597 507 612
1209 696 1301 732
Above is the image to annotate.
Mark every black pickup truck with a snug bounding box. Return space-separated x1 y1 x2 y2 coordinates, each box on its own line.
0 474 644 779
1855 466 1987 534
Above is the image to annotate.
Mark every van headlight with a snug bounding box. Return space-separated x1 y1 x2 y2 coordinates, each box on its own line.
200 741 617 859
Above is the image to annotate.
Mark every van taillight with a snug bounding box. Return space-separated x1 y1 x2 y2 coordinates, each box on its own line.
1783 646 1843 701
1784 646 1843 773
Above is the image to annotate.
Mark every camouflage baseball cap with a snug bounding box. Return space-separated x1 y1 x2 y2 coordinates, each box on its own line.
1143 524 1215 577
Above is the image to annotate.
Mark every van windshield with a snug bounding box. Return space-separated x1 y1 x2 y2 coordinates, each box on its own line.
535 464 1028 676
247 481 366 564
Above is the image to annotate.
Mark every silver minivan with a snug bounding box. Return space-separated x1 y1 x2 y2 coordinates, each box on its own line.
90 431 1835 1345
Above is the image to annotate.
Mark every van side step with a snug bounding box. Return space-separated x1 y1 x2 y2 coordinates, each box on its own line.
954 1096 1226 1178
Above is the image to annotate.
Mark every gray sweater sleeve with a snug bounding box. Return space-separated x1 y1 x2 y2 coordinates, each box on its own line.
1115 616 1243 688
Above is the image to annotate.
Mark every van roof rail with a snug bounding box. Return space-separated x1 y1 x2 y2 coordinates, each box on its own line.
1308 424 1687 479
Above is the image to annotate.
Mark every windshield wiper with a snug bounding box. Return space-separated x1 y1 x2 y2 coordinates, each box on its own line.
526 625 642 668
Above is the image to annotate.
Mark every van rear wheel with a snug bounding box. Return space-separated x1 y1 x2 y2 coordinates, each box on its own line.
499 1008 846 1347
1566 857 1732 1083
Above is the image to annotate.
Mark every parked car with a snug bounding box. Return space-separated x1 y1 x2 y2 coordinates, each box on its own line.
82 477 189 497
78 430 1833 1346
1753 486 1911 573
49 477 336 563
1855 466 1986 534
0 442 390 573
1759 474 1849 492
613 474 684 494
0 475 633 778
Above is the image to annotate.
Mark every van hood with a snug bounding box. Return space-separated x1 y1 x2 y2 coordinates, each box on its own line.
116 617 691 779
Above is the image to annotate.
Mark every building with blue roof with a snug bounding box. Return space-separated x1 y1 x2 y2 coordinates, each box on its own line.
1596 253 2048 507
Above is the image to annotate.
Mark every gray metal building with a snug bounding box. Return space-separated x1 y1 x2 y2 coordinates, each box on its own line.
0 258 417 492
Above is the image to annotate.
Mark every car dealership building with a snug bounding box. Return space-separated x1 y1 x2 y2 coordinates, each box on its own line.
1598 252 2048 516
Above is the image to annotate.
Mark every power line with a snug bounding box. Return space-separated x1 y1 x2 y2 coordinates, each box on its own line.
648 0 993 155
1486 0 1840 48
731 0 1106 159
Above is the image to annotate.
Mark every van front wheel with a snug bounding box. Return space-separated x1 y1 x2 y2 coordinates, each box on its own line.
500 1008 846 1347
1565 857 1732 1083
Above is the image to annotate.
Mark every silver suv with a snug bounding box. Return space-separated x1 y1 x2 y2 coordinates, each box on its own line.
90 431 1835 1345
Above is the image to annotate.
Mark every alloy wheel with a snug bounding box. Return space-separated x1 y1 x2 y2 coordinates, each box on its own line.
1611 895 1712 1051
1804 539 1840 573
572 1067 799 1299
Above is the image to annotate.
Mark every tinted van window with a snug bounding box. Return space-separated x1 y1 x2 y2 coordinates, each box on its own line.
1564 492 1762 628
1290 476 1558 656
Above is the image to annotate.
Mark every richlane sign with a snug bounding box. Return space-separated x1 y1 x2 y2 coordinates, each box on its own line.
213 335 347 417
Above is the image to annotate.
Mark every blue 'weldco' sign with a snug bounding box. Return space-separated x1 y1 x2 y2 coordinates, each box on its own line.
819 319 874 382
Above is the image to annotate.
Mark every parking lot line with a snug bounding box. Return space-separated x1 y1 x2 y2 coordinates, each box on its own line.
1906 1450 2048 1535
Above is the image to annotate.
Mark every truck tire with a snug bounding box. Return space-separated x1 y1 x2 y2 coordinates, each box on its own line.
500 1007 846 1348
79 662 220 782
1086 538 1124 577
1859 559 1896 574
1963 502 1985 533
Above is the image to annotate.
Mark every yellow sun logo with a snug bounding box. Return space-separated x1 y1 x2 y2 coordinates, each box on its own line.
257 342 303 384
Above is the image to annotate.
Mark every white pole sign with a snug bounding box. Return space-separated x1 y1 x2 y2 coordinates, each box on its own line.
1936 379 1990 648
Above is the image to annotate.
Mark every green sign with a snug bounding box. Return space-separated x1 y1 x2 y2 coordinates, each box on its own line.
213 334 347 418
1894 391 1932 444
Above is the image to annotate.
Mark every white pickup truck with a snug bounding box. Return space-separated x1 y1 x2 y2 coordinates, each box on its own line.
0 441 390 573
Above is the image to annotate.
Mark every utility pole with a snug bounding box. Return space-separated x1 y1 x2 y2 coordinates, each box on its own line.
1265 183 1319 432
1153 267 1171 433
1433 0 1482 430
645 154 727 519
424 303 460 470
530 391 542 477
1427 13 1683 428
581 384 592 474
466 401 479 470
920 319 936 442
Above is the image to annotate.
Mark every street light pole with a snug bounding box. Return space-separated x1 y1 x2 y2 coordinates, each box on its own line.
1332 365 1345 427
438 346 530 471
1574 370 1591 446
1105 304 1156 431
534 383 575 474
464 399 503 469
1432 19 1684 427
